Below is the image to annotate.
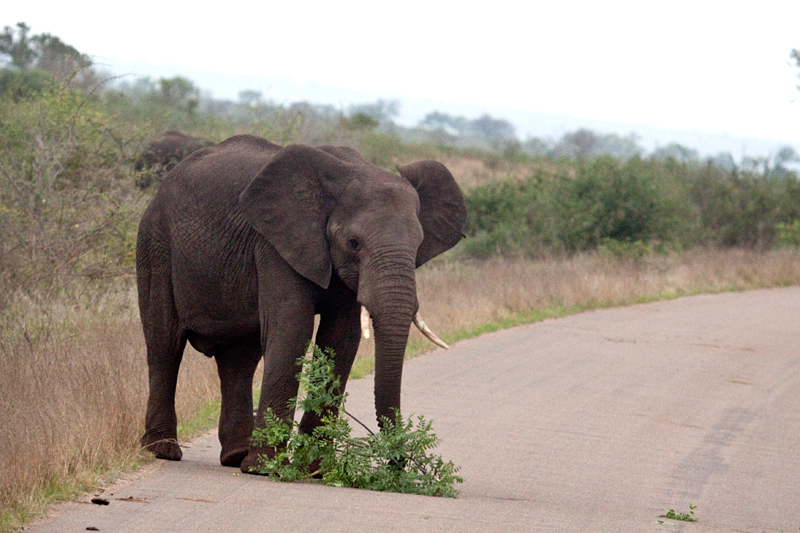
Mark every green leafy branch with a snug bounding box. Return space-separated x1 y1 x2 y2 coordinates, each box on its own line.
659 503 697 522
249 345 463 497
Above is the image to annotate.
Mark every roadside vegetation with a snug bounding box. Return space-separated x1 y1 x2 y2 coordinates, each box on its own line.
251 346 463 497
2 22 800 530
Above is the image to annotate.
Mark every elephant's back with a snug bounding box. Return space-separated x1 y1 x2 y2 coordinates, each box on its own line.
161 134 282 203
139 136 276 325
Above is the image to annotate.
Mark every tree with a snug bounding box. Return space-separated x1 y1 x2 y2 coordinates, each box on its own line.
0 22 95 91
158 76 199 113
31 33 91 79
470 114 516 144
0 22 36 68
348 99 400 124
771 146 799 178
523 137 552 156
707 152 736 172
552 129 600 160
552 129 642 161
418 112 470 137
238 89 263 107
652 143 699 163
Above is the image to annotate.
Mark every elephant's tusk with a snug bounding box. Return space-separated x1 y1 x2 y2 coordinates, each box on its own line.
360 306 371 339
413 313 449 350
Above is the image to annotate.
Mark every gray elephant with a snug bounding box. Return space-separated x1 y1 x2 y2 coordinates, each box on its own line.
136 134 467 473
134 131 213 186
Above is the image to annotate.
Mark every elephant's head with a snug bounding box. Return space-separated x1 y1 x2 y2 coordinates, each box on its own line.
239 144 466 423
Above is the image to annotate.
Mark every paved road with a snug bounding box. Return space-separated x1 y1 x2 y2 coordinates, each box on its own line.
32 288 800 532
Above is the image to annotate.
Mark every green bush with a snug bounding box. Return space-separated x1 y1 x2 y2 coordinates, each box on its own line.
462 155 800 258
0 67 59 99
776 220 800 248
553 157 686 251
688 165 800 248
462 173 550 257
250 346 463 497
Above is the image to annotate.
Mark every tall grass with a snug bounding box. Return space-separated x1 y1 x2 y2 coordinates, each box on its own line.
0 287 220 530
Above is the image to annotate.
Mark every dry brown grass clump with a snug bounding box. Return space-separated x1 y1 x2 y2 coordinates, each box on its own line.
439 152 550 190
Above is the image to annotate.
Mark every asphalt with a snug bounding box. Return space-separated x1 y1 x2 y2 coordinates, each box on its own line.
30 287 800 532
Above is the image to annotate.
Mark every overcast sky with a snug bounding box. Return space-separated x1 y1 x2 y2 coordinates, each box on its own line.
6 1 800 148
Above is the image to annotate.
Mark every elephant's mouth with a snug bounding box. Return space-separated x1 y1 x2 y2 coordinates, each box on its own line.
359 307 449 350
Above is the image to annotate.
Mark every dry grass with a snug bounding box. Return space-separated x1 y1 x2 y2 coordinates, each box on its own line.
439 153 552 190
3 248 800 530
416 248 800 332
0 288 218 531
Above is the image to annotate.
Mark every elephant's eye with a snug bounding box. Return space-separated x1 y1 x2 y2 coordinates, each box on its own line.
347 238 361 252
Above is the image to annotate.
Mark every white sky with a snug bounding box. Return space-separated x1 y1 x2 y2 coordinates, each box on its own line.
5 1 800 146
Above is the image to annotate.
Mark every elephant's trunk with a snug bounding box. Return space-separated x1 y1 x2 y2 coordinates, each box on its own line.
358 248 418 425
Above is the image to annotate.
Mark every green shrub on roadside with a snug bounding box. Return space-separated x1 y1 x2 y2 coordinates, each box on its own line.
462 171 555 257
554 157 686 251
249 346 463 497
462 155 800 258
597 238 654 259
688 166 800 248
0 67 59 99
776 220 800 248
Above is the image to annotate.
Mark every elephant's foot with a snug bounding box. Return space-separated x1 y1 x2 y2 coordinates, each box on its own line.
220 446 249 468
307 458 323 479
239 443 286 474
141 434 182 461
239 449 263 474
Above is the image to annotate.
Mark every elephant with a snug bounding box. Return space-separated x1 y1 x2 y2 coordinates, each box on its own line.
134 131 213 186
136 134 467 473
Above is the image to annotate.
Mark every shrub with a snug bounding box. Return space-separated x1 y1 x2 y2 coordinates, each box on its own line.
0 84 144 301
462 155 800 258
553 157 686 251
462 158 687 257
688 165 800 248
776 220 800 248
464 177 536 257
249 346 463 497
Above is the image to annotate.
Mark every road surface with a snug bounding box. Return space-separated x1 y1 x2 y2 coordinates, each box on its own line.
31 287 800 532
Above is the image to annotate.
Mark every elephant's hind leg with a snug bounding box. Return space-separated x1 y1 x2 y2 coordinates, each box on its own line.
137 236 186 461
215 340 262 467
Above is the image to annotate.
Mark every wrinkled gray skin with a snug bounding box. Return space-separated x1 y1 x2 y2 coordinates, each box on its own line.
134 131 213 177
136 134 467 473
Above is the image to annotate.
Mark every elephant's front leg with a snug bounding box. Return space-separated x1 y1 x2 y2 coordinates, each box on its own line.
298 296 362 436
239 285 316 474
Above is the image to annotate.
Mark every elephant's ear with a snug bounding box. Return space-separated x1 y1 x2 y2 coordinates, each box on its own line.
239 144 351 289
397 161 467 267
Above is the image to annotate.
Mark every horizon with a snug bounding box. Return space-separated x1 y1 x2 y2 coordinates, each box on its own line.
101 56 798 163
5 1 800 160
